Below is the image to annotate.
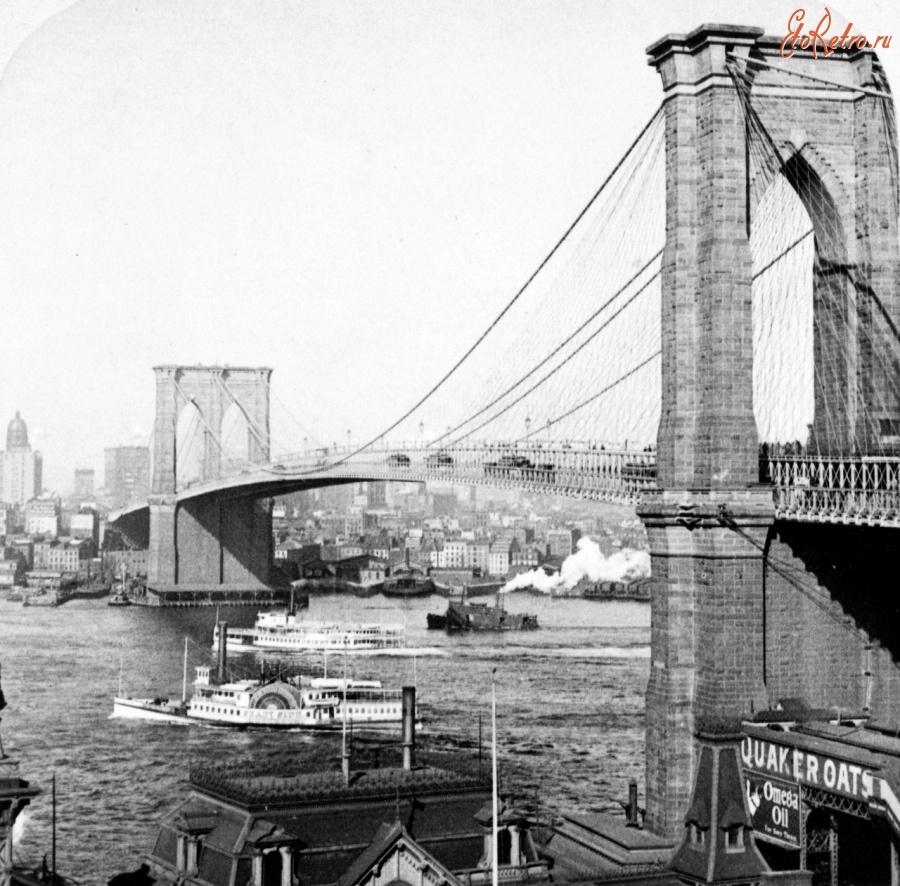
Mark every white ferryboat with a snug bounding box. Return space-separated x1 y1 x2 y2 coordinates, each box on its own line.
213 608 407 654
112 665 417 730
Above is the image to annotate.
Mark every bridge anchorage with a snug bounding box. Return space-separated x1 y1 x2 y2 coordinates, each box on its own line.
107 21 900 883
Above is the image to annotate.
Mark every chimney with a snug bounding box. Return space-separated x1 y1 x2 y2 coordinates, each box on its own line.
626 779 639 827
217 622 228 683
402 686 416 770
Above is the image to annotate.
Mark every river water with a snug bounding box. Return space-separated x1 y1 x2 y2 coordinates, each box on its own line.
0 593 649 885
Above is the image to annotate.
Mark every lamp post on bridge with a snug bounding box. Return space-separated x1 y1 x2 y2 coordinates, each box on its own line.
419 421 424 448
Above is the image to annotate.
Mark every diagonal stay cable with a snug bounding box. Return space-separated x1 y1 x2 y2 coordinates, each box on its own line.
172 378 258 476
753 230 813 278
429 250 663 449
737 53 900 452
444 272 660 447
514 350 661 444
299 105 665 474
513 222 820 442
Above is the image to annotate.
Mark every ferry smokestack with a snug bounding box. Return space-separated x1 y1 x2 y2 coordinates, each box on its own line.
402 686 416 770
217 622 228 683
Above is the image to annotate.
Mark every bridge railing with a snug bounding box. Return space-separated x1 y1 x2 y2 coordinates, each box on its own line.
146 446 900 529
265 441 658 502
765 455 900 526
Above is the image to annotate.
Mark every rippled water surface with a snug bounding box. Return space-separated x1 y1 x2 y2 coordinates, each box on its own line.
0 593 649 884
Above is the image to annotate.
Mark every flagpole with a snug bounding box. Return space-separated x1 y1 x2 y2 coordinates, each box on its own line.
342 643 349 784
52 771 57 882
491 669 498 886
182 637 188 705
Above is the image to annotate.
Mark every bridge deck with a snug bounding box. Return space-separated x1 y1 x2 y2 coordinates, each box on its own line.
110 446 900 530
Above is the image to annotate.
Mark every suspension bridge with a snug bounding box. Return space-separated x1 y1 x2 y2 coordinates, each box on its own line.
110 37 900 532
108 24 900 869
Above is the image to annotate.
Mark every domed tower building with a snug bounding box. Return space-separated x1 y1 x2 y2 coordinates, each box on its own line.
0 412 43 506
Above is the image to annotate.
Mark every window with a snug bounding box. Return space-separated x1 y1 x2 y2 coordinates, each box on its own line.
688 823 706 849
262 849 282 886
725 826 744 852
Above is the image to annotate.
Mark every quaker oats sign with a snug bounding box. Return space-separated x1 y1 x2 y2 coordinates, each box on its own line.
744 772 802 848
741 736 876 802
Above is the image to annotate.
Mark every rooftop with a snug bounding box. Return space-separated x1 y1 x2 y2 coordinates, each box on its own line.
191 758 491 811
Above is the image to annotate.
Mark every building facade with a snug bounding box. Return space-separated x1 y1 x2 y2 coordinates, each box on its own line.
74 468 95 499
0 413 43 506
105 446 150 508
546 529 575 559
69 511 100 547
25 499 59 537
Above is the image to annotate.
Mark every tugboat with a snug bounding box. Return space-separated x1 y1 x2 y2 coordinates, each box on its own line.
107 567 133 606
381 552 435 598
107 586 132 607
427 590 538 631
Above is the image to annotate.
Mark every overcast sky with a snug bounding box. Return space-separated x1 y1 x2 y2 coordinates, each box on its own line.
1 0 898 493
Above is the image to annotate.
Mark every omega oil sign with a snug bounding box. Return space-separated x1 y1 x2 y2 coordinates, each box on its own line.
744 773 801 847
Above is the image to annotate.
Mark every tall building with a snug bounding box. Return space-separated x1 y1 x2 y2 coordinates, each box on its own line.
104 446 150 508
0 412 43 506
367 481 387 508
74 468 95 499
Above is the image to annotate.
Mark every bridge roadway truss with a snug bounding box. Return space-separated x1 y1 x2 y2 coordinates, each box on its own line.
112 444 900 529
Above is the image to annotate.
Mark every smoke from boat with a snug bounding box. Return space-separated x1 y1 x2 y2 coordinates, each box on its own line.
500 536 651 594
501 567 560 594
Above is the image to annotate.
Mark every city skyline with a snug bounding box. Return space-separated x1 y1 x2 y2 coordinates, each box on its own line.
1 0 897 494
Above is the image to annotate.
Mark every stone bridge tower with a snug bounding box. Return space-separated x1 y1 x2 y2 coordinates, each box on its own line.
639 23 900 845
148 366 274 594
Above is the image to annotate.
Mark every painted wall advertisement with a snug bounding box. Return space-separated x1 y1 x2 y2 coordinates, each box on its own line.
742 736 876 801
744 772 802 848
741 735 883 848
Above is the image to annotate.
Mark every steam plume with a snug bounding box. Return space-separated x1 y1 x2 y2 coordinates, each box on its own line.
500 536 650 594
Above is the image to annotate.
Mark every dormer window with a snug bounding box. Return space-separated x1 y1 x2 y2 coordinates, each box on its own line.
175 833 202 875
725 825 744 852
688 823 706 849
